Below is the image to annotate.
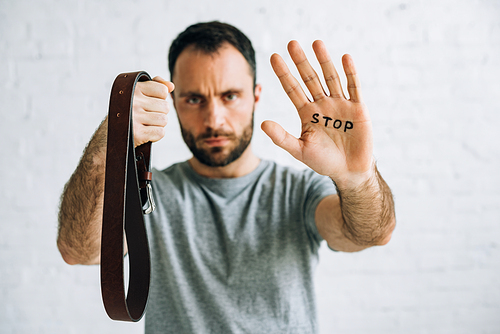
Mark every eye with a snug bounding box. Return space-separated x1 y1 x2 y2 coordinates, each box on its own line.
187 96 202 104
224 93 238 102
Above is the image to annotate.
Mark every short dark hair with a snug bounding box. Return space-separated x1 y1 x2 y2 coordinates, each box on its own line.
168 21 256 87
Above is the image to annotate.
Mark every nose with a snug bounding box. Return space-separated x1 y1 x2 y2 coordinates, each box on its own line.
203 99 225 129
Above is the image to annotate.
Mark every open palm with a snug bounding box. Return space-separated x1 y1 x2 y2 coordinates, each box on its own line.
261 40 374 187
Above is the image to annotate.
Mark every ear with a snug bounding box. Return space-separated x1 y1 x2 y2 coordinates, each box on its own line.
253 83 262 105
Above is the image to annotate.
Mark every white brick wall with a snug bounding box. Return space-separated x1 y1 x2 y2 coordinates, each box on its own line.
1 0 499 333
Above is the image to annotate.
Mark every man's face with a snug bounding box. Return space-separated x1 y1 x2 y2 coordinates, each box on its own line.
171 43 261 167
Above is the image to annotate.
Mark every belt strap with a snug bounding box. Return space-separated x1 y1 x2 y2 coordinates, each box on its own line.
101 71 153 322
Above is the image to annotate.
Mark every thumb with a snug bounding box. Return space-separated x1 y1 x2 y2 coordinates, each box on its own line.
153 76 175 93
261 120 302 161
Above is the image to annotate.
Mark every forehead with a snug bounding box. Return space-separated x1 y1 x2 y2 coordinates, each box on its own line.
172 43 254 93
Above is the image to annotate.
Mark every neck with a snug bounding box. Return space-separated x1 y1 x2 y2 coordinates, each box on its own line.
188 145 260 178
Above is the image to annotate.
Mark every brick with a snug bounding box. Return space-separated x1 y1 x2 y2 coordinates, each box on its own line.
2 0 500 333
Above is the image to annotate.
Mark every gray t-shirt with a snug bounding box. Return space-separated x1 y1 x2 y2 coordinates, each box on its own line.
144 160 336 333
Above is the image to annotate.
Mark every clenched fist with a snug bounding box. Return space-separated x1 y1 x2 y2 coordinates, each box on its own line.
132 76 175 147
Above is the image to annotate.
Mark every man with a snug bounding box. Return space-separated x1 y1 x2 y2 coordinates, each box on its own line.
57 21 395 333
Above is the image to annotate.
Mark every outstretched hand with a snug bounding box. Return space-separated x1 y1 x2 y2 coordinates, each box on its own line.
261 40 374 188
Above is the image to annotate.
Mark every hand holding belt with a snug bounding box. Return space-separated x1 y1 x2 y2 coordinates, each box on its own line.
101 71 154 322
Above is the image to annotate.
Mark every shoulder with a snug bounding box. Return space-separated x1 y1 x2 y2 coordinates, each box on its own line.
153 160 192 177
150 161 192 188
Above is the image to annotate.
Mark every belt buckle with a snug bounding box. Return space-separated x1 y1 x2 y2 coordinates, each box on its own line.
142 183 156 214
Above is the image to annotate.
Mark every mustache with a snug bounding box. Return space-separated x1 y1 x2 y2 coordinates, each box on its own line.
197 128 235 140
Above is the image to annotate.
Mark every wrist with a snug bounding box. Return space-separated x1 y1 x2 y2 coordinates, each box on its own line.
330 159 377 191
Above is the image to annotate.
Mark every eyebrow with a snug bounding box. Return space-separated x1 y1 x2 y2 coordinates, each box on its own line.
178 91 203 98
178 89 244 98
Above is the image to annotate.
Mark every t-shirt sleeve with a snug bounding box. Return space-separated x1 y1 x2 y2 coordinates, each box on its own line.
303 170 337 247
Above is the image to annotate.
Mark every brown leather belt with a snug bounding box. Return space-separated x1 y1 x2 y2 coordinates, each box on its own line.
101 71 154 322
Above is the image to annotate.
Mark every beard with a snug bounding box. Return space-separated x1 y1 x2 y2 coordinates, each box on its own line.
180 114 254 167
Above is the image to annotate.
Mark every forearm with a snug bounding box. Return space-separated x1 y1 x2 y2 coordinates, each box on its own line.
57 118 108 265
335 164 395 247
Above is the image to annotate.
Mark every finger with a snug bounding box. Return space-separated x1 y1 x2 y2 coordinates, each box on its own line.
134 123 166 147
134 108 168 127
138 77 173 100
270 53 309 110
153 76 175 93
287 40 326 101
342 54 363 102
312 40 345 99
261 120 302 161
134 92 169 112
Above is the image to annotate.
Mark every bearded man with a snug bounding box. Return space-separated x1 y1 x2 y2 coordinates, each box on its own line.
57 21 395 333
